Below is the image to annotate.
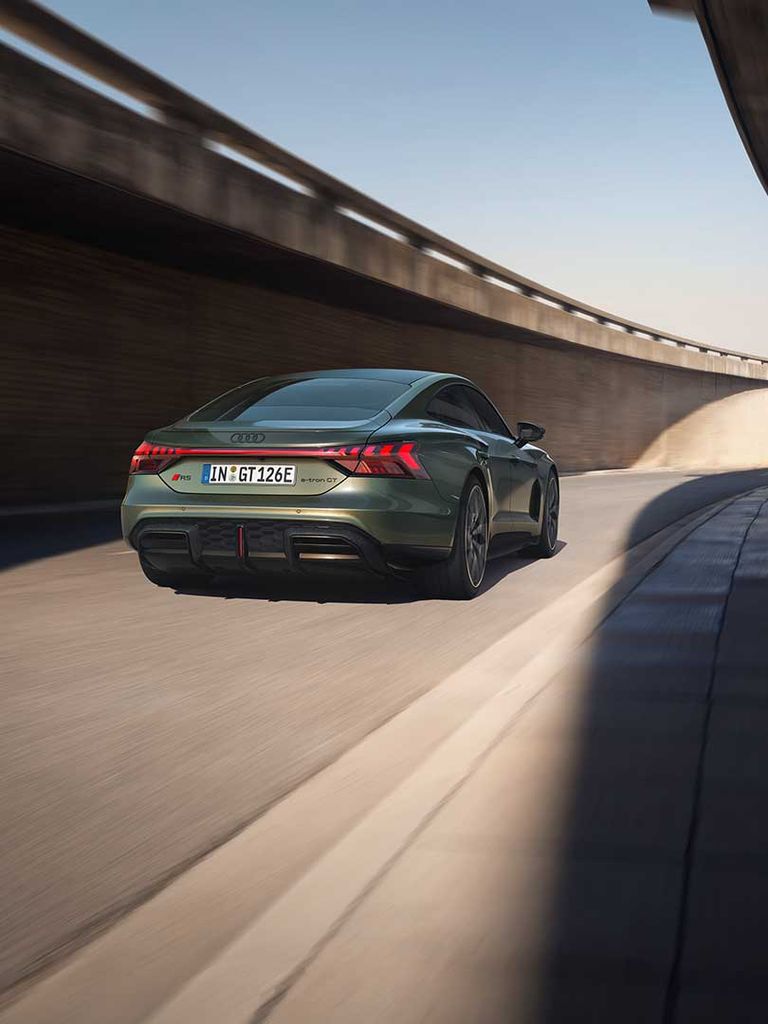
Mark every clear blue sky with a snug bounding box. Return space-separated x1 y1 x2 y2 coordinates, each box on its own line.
7 1 767 354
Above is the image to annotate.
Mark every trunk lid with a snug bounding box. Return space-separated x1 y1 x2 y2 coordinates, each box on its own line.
149 416 387 498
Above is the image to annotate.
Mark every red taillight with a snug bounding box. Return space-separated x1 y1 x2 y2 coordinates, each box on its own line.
129 441 179 475
348 441 429 479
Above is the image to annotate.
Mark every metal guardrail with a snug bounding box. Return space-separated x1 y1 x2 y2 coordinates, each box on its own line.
2 0 766 366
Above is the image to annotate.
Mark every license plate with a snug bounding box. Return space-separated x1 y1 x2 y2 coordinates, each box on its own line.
201 463 297 485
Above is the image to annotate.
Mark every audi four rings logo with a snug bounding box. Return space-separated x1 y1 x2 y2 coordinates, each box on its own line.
230 432 266 443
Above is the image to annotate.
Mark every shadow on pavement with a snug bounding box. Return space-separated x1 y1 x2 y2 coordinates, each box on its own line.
0 509 122 572
0 498 558 599
514 471 768 1022
625 469 768 549
171 544 564 605
3 469 766 579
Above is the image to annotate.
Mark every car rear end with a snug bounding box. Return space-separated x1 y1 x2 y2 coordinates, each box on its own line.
121 374 457 582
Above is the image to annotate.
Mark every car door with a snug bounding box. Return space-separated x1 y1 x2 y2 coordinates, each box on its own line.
428 383 517 529
425 385 504 523
466 387 538 527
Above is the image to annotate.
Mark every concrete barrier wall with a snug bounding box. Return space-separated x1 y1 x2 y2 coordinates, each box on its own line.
4 46 767 382
638 388 768 470
3 225 766 507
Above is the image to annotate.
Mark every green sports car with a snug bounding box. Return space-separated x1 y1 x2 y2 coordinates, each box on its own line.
122 369 559 599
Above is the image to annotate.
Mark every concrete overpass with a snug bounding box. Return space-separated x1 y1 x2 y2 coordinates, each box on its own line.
2 0 768 508
651 0 768 195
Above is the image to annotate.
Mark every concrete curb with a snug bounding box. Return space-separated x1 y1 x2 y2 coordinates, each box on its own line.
0 492 749 1024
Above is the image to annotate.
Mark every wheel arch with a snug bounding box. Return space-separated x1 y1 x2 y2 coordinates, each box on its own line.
530 461 558 527
446 468 489 553
467 466 491 515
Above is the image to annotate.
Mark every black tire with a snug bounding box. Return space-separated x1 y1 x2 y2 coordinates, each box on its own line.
140 558 211 590
532 472 559 558
423 478 489 600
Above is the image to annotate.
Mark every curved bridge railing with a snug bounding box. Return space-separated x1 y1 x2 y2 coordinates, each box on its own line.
3 0 766 367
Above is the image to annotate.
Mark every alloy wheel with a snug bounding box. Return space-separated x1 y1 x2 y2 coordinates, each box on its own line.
545 476 559 549
464 485 488 588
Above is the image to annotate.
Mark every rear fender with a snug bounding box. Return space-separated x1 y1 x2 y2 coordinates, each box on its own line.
368 418 494 520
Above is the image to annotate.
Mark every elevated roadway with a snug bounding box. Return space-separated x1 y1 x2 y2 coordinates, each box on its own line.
2 468 768 1005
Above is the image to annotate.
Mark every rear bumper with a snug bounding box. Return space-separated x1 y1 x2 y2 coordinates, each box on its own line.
129 516 450 577
121 475 457 574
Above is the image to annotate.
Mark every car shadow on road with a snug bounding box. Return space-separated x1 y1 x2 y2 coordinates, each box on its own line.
5 470 767 577
0 501 559 600
171 543 566 605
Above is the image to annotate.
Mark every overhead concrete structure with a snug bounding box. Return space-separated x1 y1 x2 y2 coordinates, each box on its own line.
650 0 768 195
2 0 768 505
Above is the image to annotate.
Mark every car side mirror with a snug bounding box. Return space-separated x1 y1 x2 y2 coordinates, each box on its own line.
515 421 545 447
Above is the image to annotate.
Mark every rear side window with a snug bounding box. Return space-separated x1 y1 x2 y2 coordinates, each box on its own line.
426 385 483 430
188 377 409 423
466 389 512 438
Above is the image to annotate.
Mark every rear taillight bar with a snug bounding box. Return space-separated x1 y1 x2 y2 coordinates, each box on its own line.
129 440 429 479
348 442 429 478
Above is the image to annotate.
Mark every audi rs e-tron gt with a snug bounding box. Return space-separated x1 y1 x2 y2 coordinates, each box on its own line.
122 369 559 599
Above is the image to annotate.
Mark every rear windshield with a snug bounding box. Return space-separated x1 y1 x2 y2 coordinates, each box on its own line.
187 377 409 423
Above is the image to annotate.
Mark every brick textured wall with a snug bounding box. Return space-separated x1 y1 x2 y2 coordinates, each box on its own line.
2 225 766 506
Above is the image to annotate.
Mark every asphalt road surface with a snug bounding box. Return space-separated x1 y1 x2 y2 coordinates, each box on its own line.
2 467 768 998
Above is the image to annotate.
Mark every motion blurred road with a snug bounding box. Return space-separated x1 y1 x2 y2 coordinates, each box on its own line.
2 467 768 999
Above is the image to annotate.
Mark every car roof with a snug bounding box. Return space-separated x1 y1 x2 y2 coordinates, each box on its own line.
279 369 438 385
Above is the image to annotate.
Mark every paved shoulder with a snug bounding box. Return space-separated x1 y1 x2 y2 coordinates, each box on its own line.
264 490 768 1024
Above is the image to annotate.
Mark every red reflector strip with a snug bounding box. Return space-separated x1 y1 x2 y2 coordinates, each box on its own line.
143 447 367 458
128 441 428 478
128 442 366 474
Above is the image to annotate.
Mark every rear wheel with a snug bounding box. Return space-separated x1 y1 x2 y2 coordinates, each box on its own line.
532 472 559 558
139 558 211 590
423 478 488 600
